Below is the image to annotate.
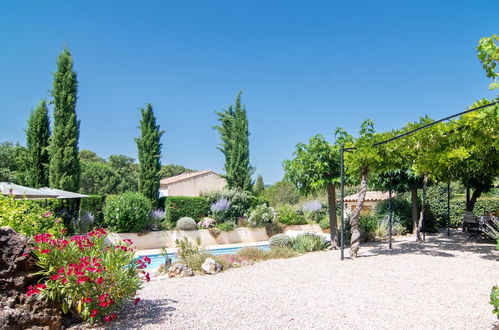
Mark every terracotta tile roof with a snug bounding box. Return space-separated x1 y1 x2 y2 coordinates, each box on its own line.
343 191 392 202
160 170 220 186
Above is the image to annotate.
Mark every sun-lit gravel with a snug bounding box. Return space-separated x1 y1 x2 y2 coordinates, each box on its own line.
109 231 498 330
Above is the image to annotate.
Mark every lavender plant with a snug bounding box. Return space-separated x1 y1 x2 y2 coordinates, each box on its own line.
149 209 165 230
301 200 323 223
210 198 231 223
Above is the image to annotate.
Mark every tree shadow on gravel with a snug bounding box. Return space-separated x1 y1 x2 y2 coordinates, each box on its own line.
109 298 178 329
358 230 497 260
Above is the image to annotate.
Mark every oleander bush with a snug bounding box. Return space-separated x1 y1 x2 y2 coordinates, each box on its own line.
0 196 65 237
176 217 197 230
103 192 151 233
247 204 276 227
292 233 330 253
268 233 293 248
29 229 148 325
276 204 306 225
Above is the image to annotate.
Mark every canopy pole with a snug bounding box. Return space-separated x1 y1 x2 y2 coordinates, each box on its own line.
340 144 345 261
389 188 393 249
447 181 451 237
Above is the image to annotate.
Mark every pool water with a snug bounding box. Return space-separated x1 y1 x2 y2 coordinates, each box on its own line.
138 244 270 270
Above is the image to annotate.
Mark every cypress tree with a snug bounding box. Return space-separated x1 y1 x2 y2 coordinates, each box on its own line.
136 103 163 206
215 92 254 191
49 48 81 191
26 99 51 187
254 175 264 195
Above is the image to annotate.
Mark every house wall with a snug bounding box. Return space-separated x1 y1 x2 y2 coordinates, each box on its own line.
344 201 380 215
163 172 226 197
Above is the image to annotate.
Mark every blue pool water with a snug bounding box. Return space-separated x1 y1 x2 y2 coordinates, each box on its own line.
138 244 270 270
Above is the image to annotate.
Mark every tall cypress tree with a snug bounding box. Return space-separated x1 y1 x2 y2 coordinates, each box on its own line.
136 103 163 206
26 99 51 187
49 48 80 191
215 92 254 191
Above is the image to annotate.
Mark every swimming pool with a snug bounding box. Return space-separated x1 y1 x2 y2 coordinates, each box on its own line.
138 244 270 270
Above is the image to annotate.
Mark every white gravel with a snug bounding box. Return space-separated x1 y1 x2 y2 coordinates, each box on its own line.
110 231 498 330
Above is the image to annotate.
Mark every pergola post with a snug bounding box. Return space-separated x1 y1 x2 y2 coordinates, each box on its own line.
340 144 345 260
388 188 393 249
447 181 451 237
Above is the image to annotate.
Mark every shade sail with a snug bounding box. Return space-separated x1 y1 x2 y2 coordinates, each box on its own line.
0 182 59 199
39 187 89 199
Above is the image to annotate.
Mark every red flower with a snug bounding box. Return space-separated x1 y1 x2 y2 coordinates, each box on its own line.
36 283 47 289
142 256 151 264
90 309 98 318
77 276 90 284
50 274 60 281
111 313 117 320
26 285 40 297
134 298 140 305
61 278 68 284
57 267 65 275
103 315 111 322
40 249 50 254
82 297 92 303
21 252 29 257
99 293 108 301
123 238 134 245
96 277 104 285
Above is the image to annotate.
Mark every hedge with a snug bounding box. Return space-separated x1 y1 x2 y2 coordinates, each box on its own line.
165 196 210 224
79 195 106 226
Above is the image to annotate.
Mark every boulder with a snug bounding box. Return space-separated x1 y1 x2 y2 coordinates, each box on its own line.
167 263 194 278
201 257 222 274
0 226 63 330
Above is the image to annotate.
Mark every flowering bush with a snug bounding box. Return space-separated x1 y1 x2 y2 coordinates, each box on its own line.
149 209 165 230
210 198 230 223
204 189 252 222
198 217 216 229
247 205 276 227
0 196 65 237
29 228 149 324
301 200 324 223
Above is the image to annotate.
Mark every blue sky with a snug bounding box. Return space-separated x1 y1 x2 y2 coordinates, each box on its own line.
0 1 497 184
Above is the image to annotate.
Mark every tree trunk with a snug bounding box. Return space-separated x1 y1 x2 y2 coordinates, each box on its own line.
411 186 419 235
466 187 483 212
350 167 368 258
326 183 339 248
416 173 428 242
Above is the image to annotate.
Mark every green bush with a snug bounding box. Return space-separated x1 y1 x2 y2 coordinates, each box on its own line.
247 204 276 227
263 180 300 207
79 195 106 226
183 252 213 272
359 213 379 242
292 233 330 253
374 196 412 231
103 192 151 233
31 229 146 324
203 189 252 222
269 233 293 248
276 204 306 225
237 247 266 261
0 196 65 237
265 246 299 259
319 216 330 229
176 217 197 230
165 196 210 223
217 222 236 231
491 286 499 320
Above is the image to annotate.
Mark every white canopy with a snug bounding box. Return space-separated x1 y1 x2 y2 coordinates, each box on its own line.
39 187 89 199
0 182 59 199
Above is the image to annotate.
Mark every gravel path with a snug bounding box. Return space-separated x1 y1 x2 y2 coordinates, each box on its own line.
110 231 498 330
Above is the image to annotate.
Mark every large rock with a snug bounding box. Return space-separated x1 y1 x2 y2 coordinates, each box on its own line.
167 263 194 278
0 226 63 330
201 257 222 274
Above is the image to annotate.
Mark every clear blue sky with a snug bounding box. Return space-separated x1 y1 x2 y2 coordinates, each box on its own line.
0 1 497 184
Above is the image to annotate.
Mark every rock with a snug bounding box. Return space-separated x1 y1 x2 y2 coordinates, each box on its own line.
167 263 194 278
0 226 63 330
201 257 222 274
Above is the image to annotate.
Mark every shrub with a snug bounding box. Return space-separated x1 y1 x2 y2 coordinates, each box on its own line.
210 197 231 223
301 200 325 223
276 204 306 225
103 192 151 233
491 286 499 320
176 217 197 230
217 222 236 231
72 211 95 234
247 205 276 227
183 252 213 272
148 209 165 231
374 196 412 231
359 213 379 242
237 247 266 261
30 229 148 325
269 233 293 248
319 216 330 229
175 236 201 260
292 233 330 253
198 217 216 229
79 195 106 227
165 196 210 224
0 196 65 237
265 246 298 259
204 189 252 222
263 180 300 207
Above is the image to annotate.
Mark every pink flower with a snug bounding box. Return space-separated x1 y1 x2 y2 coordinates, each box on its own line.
40 249 50 254
61 278 68 284
134 297 140 305
96 277 104 285
44 211 52 217
50 274 60 281
90 309 98 318
82 297 92 303
111 313 117 320
21 252 29 257
103 315 111 322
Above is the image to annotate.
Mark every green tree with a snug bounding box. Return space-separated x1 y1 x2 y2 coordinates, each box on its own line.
254 175 265 195
0 142 24 183
263 180 300 207
80 161 120 195
283 134 341 246
49 48 80 192
108 154 139 193
25 99 51 188
159 164 193 179
79 150 105 163
477 34 499 90
136 103 163 206
215 92 254 191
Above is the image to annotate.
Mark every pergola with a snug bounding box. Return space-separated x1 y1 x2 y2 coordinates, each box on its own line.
338 101 497 260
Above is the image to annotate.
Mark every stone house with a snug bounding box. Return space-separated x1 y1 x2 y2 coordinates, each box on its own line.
343 191 392 215
159 170 226 197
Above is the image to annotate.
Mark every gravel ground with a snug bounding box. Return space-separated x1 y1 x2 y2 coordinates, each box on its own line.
109 231 498 330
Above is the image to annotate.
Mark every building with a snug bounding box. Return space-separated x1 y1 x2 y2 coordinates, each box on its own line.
159 170 226 197
343 191 392 215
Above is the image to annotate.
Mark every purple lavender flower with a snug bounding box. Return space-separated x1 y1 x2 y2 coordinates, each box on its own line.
211 198 230 213
150 209 166 221
302 200 323 213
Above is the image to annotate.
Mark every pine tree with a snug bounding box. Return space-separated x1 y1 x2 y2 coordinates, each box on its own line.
136 103 163 206
254 175 264 195
26 99 51 187
49 48 80 192
215 92 254 191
